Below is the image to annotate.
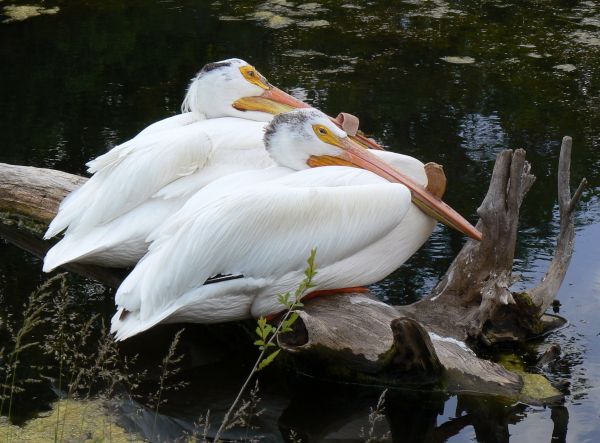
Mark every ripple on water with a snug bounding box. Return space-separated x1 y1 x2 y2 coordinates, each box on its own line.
571 30 600 47
459 113 508 163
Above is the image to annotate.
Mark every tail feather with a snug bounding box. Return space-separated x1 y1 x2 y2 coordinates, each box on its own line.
43 234 109 272
86 143 136 174
111 306 177 341
44 180 99 239
43 227 147 272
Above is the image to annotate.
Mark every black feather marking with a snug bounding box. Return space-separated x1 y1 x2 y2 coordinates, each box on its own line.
200 60 233 74
204 274 244 285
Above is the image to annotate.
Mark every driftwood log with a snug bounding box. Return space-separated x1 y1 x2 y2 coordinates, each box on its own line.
0 137 586 403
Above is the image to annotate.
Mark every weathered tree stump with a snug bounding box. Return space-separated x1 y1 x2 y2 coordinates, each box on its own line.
401 137 584 345
277 293 522 397
0 137 586 403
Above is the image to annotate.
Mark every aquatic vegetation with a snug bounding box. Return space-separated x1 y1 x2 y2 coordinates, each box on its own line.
0 274 188 442
498 353 562 406
440 56 475 65
217 0 330 30
0 274 58 432
0 248 317 441
360 389 391 443
147 328 188 437
554 64 577 73
570 30 600 47
298 19 329 28
0 398 138 442
2 5 59 23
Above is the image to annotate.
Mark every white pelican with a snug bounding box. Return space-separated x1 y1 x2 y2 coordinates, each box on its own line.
43 58 376 272
111 109 481 340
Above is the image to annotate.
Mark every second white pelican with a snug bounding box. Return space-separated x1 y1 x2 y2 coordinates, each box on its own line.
111 109 481 340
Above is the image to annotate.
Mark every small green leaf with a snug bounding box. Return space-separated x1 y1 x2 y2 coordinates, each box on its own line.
278 292 292 306
287 312 299 325
282 312 298 329
258 349 281 371
264 324 273 336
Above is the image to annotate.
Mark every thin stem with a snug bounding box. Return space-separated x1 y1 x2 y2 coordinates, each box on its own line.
54 354 63 443
0 349 16 417
214 276 312 439
4 353 19 443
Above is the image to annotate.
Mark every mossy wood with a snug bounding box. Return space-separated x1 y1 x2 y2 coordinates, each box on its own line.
0 137 584 403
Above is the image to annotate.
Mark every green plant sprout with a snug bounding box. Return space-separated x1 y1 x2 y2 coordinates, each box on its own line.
213 248 317 442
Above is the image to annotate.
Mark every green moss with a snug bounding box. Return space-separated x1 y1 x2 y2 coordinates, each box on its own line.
498 353 562 405
377 345 399 368
513 292 535 308
0 399 141 442
0 211 47 235
2 5 59 24
498 353 525 372
441 56 476 64
512 292 546 335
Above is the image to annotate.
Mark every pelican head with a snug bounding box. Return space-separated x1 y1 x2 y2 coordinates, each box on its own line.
181 58 308 122
265 109 482 241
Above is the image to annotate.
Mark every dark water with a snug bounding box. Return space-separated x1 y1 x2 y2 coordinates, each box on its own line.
1 0 599 441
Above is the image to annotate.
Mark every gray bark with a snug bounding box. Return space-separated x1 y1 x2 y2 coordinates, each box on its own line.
402 139 584 345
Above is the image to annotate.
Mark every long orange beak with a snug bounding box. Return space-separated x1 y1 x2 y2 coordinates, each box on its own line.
312 138 482 241
261 87 312 110
234 87 383 150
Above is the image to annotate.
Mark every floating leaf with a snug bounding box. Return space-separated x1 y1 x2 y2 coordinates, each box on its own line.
553 64 576 72
441 56 475 64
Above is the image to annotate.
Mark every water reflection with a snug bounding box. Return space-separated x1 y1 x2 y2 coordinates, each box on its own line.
112 351 572 443
0 0 599 440
458 113 507 162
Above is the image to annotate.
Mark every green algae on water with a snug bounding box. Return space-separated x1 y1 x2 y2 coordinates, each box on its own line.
298 19 329 28
554 64 577 72
441 56 475 64
498 354 562 406
2 5 59 23
0 399 142 442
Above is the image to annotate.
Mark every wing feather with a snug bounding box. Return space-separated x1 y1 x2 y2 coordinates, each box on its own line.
45 123 215 237
116 169 411 321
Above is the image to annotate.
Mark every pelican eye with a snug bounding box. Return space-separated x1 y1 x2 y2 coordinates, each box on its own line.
314 124 340 145
240 65 270 90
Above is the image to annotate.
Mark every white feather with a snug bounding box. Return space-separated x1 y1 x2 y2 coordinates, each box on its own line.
43 118 270 269
44 57 292 268
113 166 415 339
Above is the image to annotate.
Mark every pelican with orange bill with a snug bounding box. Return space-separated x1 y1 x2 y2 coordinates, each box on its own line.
110 108 481 340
